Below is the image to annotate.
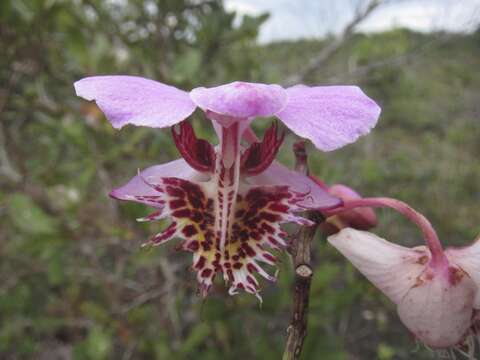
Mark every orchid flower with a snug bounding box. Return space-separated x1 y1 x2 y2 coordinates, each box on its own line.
327 197 480 351
74 76 380 299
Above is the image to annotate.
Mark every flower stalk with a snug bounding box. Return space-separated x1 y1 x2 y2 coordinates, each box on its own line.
283 142 324 360
327 197 448 269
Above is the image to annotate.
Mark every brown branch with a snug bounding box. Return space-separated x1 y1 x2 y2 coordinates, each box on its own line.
285 0 382 85
326 32 452 83
283 142 324 360
0 73 22 184
119 287 167 314
0 121 21 184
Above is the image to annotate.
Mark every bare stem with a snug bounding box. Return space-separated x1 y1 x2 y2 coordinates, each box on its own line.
283 142 323 360
285 0 382 85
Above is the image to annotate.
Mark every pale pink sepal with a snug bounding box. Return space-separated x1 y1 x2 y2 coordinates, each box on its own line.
74 76 196 129
276 85 380 152
397 266 475 347
328 228 429 303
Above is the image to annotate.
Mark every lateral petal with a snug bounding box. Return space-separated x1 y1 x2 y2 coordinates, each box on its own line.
246 161 341 210
109 158 205 208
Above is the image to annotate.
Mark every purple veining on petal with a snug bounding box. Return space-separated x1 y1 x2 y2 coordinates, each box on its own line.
276 85 381 151
74 76 196 129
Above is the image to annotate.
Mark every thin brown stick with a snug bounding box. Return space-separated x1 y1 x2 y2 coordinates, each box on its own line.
285 0 382 86
283 142 324 360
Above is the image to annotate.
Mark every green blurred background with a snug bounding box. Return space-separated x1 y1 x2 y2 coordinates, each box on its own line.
1 0 479 359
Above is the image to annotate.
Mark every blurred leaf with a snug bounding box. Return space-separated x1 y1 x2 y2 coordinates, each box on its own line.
378 343 395 360
74 327 112 360
171 48 202 83
8 193 58 235
180 323 211 356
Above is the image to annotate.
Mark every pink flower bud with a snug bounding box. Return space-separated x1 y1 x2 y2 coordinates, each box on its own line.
309 178 378 234
327 184 378 230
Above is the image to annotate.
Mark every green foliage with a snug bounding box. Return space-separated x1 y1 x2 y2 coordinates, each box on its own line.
1 0 479 359
9 193 58 235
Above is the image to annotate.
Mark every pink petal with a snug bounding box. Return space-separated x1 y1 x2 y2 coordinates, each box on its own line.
446 238 480 308
74 76 196 129
327 228 430 303
397 266 475 348
276 85 381 151
246 161 341 210
109 158 203 207
190 81 287 119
